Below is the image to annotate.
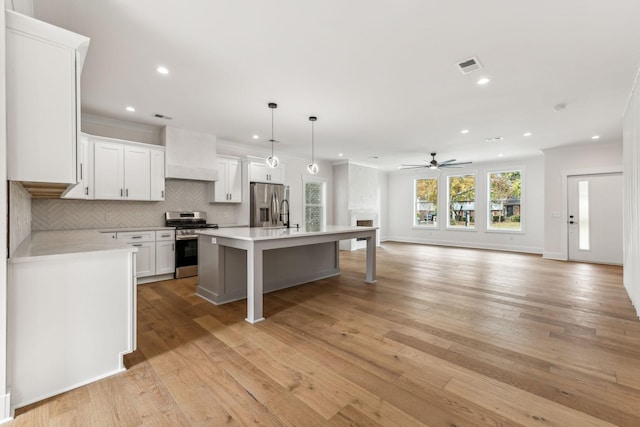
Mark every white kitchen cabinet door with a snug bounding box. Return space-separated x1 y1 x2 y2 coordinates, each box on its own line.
249 161 285 184
124 146 151 200
210 157 242 203
150 149 166 201
155 241 175 275
94 140 125 200
6 11 89 185
131 242 155 278
63 134 90 199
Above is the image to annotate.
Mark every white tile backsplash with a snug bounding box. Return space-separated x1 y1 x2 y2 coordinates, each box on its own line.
9 182 32 256
32 179 244 230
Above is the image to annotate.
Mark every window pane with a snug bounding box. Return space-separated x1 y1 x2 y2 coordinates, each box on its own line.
578 180 590 250
414 178 438 226
304 182 325 231
448 175 475 228
488 171 522 231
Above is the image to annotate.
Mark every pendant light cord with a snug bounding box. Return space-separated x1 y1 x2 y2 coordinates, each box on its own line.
311 120 315 163
271 107 275 157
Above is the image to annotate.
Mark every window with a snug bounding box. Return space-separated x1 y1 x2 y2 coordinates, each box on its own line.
578 180 590 250
304 181 325 231
448 174 475 228
487 170 522 231
414 177 438 227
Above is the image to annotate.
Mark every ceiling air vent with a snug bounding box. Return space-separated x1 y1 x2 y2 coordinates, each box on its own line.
485 136 504 142
457 57 482 75
153 113 173 120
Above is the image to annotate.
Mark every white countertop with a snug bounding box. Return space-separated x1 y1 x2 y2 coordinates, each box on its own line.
98 226 175 233
10 230 135 262
197 225 377 242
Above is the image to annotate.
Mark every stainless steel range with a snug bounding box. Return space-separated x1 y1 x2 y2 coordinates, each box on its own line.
165 211 218 278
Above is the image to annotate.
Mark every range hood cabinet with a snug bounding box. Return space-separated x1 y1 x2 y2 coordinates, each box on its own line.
161 126 219 181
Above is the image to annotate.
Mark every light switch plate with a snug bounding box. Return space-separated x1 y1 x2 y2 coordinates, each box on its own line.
211 237 217 244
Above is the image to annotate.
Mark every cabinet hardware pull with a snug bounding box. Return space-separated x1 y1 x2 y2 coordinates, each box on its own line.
161 190 164 198
85 187 89 195
132 244 142 247
126 189 129 197
172 243 175 251
80 163 83 180
132 236 142 239
120 189 123 197
161 234 170 238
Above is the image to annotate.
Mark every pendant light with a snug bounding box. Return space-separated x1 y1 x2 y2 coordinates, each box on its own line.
307 116 319 174
265 102 279 168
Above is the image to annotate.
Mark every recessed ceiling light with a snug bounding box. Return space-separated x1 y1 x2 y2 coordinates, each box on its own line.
476 77 490 85
592 135 600 140
461 129 469 134
523 132 532 137
125 106 135 112
156 66 169 75
338 153 344 157
498 153 504 157
252 134 259 139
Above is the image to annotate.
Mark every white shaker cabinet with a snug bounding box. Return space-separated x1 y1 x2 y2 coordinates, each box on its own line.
210 156 242 203
150 149 166 201
94 140 125 200
249 161 285 183
93 137 158 201
155 230 176 275
117 231 156 279
63 134 92 199
6 11 90 193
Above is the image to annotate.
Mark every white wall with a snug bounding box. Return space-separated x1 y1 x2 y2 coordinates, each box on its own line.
387 155 545 253
542 141 623 260
623 69 640 317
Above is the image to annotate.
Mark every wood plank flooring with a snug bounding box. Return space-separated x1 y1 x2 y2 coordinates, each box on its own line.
9 242 640 426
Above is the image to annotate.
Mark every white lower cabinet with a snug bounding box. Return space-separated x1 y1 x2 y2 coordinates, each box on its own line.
155 230 175 275
117 229 175 283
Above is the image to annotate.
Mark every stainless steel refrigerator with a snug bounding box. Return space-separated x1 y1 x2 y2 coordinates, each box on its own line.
250 182 287 227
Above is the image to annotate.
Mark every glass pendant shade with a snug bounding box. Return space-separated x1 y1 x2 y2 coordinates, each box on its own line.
266 155 279 168
307 115 319 174
266 102 279 169
307 163 319 174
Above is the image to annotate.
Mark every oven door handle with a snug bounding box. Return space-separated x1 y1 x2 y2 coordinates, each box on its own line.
175 235 198 241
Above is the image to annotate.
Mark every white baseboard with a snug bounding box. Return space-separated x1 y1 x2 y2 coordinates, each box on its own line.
542 251 567 261
384 236 543 254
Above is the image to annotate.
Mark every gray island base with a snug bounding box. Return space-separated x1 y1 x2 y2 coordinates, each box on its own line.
196 225 377 323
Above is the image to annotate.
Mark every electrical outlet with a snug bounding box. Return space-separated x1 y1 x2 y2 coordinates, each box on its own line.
105 212 112 222
135 212 142 219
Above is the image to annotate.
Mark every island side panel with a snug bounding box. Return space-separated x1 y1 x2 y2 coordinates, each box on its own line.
197 237 339 305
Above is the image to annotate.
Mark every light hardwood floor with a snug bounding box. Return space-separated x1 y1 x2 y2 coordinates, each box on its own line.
8 242 640 426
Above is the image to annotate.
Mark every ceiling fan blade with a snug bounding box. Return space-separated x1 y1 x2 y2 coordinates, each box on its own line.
438 159 456 165
400 165 428 169
440 161 472 167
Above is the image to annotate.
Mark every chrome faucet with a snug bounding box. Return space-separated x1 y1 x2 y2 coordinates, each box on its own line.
280 199 290 228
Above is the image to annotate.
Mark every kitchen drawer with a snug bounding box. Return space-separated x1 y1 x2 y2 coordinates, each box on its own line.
155 230 175 241
116 231 155 243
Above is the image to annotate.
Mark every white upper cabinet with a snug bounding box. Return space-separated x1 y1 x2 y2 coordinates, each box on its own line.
124 145 151 200
249 161 285 184
63 134 92 199
150 150 166 201
6 11 90 192
210 156 242 203
94 140 126 200
92 136 163 201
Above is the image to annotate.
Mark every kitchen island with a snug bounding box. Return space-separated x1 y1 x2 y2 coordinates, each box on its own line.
197 225 377 323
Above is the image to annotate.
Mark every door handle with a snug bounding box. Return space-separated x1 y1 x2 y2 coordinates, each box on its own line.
569 221 575 224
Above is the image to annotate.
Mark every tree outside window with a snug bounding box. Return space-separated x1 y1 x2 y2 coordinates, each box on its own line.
488 171 521 231
414 178 438 226
448 175 475 228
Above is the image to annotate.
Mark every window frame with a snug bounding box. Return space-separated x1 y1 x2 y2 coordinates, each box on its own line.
446 172 477 231
486 168 525 234
413 176 439 229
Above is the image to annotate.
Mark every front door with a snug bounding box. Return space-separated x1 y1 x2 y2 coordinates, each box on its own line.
567 173 623 264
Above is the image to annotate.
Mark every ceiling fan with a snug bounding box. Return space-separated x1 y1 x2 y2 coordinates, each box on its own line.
401 152 472 170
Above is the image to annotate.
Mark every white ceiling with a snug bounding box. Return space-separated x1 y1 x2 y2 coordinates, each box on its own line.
31 0 640 170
